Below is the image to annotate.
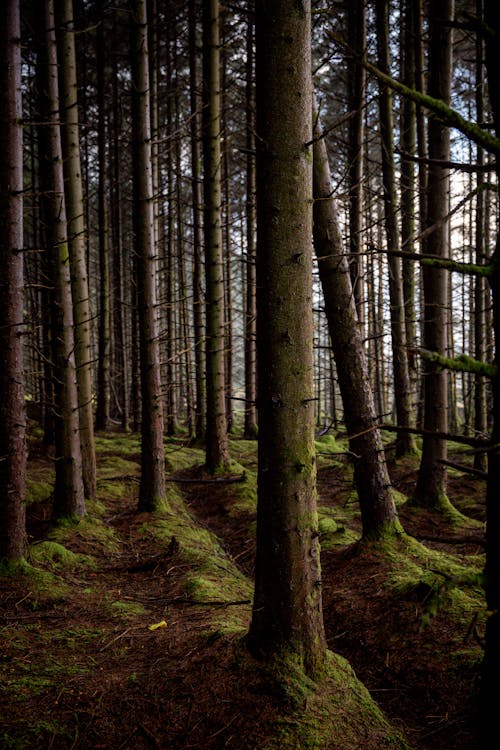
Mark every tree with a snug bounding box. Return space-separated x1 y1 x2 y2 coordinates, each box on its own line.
480 0 500 742
248 0 326 679
202 0 230 471
130 0 167 512
312 103 400 539
188 0 206 442
375 0 416 457
0 0 27 560
413 0 454 511
36 0 86 521
56 0 97 501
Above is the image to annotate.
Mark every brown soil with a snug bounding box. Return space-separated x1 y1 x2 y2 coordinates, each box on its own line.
0 441 486 749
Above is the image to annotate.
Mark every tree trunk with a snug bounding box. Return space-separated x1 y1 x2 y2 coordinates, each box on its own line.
0 0 27 560
413 0 453 511
188 0 206 442
95 12 111 432
244 5 258 439
346 0 366 329
312 104 400 539
56 0 97 501
480 1 500 742
202 0 230 471
37 0 86 521
375 0 416 457
130 0 167 512
248 0 326 681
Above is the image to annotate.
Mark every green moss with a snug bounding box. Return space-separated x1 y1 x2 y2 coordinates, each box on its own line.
27 541 95 571
48 514 121 555
109 600 148 618
25 478 53 505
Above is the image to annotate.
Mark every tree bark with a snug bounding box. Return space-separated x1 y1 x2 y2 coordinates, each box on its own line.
202 0 230 471
244 5 258 439
312 104 400 539
0 0 27 560
130 0 167 511
248 0 326 680
375 0 416 457
56 0 97 501
413 0 454 510
37 0 86 521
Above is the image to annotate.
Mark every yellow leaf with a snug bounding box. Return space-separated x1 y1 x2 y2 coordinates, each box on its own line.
148 620 167 631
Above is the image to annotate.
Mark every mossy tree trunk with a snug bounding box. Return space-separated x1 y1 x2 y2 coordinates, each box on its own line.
36 0 86 521
248 0 326 680
56 0 97 501
413 0 453 510
202 0 230 472
312 104 400 540
0 0 27 560
130 0 167 512
480 1 500 741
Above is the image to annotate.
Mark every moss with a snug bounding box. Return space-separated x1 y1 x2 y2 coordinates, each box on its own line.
0 558 69 600
48 514 122 555
25 478 53 505
251 649 412 749
27 541 95 571
109 600 148 618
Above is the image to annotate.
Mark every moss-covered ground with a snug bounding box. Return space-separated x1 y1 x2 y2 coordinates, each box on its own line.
0 429 486 749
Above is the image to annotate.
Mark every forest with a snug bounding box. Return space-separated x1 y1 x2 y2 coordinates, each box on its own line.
1 0 499 747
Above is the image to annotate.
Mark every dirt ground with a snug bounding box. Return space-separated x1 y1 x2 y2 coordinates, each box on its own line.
0 436 486 749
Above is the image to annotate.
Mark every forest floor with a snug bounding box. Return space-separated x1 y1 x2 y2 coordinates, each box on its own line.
0 428 487 749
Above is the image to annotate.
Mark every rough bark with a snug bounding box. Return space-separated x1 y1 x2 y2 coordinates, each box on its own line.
375 0 416 457
312 104 400 539
201 0 230 471
248 0 326 680
480 1 500 742
130 0 167 512
56 0 97 501
37 0 86 521
244 6 258 439
346 0 366 328
0 0 27 560
94 13 111 432
188 0 206 441
413 0 454 510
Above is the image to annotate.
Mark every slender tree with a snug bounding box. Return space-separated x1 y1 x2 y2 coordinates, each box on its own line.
36 0 86 520
413 0 454 511
56 0 97 500
201 0 230 471
375 0 416 457
243 5 258 439
130 0 167 511
248 0 326 679
188 0 206 441
0 0 27 560
313 103 400 539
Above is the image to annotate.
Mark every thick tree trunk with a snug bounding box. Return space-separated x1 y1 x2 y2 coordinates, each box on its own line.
56 0 97 501
480 1 500 742
0 0 27 560
248 0 326 680
37 0 85 521
130 0 167 512
312 105 400 539
202 0 230 471
413 0 453 510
